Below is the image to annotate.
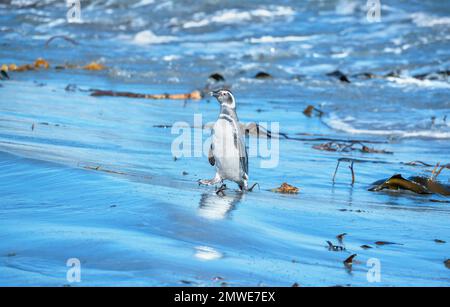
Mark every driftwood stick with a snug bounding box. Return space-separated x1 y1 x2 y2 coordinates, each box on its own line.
349 161 355 185
431 162 440 180
433 165 445 181
332 160 341 183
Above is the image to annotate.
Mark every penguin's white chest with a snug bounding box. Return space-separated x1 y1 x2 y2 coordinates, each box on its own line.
212 118 241 181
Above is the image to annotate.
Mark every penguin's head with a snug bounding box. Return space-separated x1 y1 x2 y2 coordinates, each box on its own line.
210 89 235 109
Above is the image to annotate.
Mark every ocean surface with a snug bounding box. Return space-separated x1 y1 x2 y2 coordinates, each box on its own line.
0 0 449 286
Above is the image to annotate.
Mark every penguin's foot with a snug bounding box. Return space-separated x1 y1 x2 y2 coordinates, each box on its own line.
198 179 213 186
247 183 260 192
198 174 222 186
198 172 222 186
215 184 227 196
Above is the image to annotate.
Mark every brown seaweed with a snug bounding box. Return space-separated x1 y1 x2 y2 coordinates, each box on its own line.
368 174 431 194
313 141 392 154
336 233 347 243
375 241 403 246
327 241 345 251
303 105 324 117
83 62 105 70
90 89 202 100
271 183 299 194
343 254 357 265
409 176 450 196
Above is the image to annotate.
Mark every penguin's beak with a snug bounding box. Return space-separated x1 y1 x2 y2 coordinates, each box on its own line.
210 90 220 98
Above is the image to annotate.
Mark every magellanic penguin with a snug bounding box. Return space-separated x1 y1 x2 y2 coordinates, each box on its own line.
199 89 251 191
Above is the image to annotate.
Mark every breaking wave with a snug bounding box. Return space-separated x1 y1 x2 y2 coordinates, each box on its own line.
182 6 295 29
324 114 450 139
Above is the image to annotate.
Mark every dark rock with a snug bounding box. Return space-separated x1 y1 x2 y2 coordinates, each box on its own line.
65 84 78 92
352 72 377 79
1 69 10 80
445 259 450 269
326 70 350 83
208 73 225 82
254 71 272 79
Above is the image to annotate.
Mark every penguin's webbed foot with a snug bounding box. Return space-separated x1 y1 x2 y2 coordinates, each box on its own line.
247 183 260 192
198 174 222 186
215 184 227 196
198 179 213 186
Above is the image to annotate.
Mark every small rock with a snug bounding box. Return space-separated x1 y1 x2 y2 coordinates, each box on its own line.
326 70 350 83
180 280 193 284
65 84 78 92
208 73 225 82
254 71 272 79
445 259 450 269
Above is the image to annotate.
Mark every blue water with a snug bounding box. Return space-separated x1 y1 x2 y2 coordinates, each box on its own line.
0 0 449 286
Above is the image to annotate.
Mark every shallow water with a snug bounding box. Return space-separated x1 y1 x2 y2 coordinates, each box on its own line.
0 0 449 286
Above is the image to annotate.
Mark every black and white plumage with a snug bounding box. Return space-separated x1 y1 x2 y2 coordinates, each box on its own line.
199 89 249 191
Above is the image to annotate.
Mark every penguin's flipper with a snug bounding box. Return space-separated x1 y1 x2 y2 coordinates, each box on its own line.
238 134 248 177
208 144 215 166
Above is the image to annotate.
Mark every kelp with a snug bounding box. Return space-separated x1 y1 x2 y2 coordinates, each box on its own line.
375 241 402 246
303 105 324 117
369 174 450 196
83 62 106 70
369 174 430 194
313 141 392 154
336 233 347 244
90 89 202 100
1 58 50 72
409 176 450 196
271 183 299 194
343 254 357 265
326 241 345 251
1 58 106 72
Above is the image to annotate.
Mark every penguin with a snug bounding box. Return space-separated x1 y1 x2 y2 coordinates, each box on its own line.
199 89 250 191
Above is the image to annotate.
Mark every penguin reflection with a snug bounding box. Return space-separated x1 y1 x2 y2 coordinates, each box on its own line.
198 190 243 220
